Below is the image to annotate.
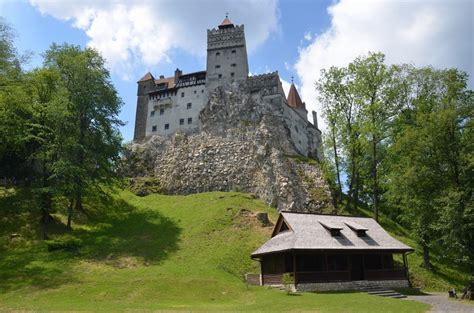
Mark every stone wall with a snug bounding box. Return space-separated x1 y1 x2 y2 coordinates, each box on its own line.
125 79 333 213
295 280 410 292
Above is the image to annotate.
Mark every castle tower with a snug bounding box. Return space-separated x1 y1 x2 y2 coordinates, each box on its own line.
287 81 308 121
134 72 156 141
206 15 249 89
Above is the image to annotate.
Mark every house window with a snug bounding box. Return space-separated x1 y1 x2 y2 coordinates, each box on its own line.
150 110 155 117
160 109 164 115
164 123 169 130
179 118 184 125
215 65 221 69
187 118 192 124
152 125 157 132
231 49 236 54
218 74 222 78
231 63 236 67
231 72 235 78
181 92 185 97
187 103 192 109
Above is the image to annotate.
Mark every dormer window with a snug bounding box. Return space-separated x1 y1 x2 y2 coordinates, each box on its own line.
319 221 343 237
344 221 368 237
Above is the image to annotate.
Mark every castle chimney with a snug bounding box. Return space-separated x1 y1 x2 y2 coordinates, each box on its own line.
174 68 182 83
312 110 318 129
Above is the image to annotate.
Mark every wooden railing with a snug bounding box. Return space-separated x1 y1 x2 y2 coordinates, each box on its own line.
365 268 407 280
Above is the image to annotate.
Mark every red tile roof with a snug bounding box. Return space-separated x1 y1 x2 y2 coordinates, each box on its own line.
287 83 305 110
154 76 176 89
218 17 234 29
138 72 154 82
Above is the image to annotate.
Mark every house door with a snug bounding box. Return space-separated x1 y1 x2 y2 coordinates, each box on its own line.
350 255 364 281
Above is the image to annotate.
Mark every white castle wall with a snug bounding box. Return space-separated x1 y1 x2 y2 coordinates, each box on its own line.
145 84 206 137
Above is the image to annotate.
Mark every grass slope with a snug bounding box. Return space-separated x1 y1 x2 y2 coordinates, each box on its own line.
0 188 430 312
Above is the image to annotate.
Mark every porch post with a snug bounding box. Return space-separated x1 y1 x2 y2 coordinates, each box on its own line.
260 258 264 286
292 251 297 288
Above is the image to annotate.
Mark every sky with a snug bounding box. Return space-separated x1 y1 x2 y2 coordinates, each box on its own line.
1 0 472 142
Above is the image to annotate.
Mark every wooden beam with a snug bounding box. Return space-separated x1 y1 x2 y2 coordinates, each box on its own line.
260 258 265 286
293 251 297 288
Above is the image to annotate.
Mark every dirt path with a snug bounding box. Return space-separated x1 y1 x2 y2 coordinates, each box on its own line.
408 292 474 313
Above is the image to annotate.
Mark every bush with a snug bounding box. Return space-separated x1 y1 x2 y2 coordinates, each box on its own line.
282 273 295 294
128 177 162 197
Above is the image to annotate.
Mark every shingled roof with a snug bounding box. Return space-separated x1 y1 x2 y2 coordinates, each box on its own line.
287 83 306 110
251 212 413 257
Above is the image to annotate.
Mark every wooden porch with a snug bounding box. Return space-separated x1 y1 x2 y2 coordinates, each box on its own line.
260 251 409 286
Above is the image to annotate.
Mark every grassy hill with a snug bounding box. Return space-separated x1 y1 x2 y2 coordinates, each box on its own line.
0 187 465 312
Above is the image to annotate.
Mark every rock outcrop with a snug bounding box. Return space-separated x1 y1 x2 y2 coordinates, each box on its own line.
123 79 333 213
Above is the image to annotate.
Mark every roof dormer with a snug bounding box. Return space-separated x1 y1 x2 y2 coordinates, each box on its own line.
345 221 368 237
319 220 343 237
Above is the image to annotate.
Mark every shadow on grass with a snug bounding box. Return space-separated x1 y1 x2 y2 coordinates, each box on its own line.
393 288 430 296
74 196 182 264
0 188 181 293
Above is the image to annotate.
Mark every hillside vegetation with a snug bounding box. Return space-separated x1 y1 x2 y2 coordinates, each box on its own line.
0 188 435 312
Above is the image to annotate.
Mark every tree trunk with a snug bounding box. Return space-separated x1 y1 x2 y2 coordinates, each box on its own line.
353 170 360 211
66 198 74 230
372 134 379 222
422 244 432 271
332 130 342 204
41 192 52 240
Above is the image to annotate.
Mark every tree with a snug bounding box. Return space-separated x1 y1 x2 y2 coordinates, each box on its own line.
386 67 473 269
350 53 402 221
43 44 124 229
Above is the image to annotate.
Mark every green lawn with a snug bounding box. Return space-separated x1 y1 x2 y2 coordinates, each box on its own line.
0 188 431 312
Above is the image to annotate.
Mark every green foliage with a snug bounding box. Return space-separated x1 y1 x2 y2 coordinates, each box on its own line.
0 21 124 237
127 177 162 197
282 272 295 295
317 52 473 270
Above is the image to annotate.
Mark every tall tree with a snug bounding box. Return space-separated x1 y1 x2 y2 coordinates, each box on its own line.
350 53 402 221
43 44 124 228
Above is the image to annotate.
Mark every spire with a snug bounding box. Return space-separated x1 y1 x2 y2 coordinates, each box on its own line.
218 13 234 29
137 71 154 83
287 81 306 110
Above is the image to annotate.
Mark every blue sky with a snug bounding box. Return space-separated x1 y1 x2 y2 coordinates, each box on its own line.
1 0 472 141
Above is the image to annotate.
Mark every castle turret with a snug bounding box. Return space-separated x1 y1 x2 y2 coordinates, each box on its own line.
134 72 156 141
287 82 308 121
206 15 249 90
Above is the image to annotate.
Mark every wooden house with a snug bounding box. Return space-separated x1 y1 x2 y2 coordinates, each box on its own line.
251 212 413 291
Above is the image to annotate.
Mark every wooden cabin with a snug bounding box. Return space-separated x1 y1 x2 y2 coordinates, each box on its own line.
251 212 413 291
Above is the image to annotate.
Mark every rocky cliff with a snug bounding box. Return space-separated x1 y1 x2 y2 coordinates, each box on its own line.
123 79 333 213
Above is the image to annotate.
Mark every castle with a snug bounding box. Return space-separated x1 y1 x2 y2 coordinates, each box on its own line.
133 16 322 159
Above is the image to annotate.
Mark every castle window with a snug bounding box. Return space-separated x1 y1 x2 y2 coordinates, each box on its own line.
150 110 155 117
231 50 236 54
201 90 204 93
187 103 192 109
215 65 221 69
231 63 236 67
179 118 184 125
194 90 197 94
165 123 169 130
187 118 192 124
218 74 222 78
216 52 220 56
160 109 164 115
152 125 157 132
231 72 235 78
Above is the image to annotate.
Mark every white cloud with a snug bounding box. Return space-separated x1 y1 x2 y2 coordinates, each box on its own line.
30 0 279 79
295 0 473 132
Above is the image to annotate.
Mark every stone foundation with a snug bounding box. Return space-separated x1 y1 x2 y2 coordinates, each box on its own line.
296 279 409 292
